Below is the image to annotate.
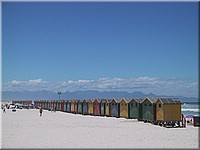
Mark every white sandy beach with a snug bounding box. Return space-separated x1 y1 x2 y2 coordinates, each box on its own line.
1 109 199 149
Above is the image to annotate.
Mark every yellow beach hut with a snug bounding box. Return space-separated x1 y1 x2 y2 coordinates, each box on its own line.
156 98 182 126
87 99 94 115
70 100 75 113
119 98 130 118
105 99 112 116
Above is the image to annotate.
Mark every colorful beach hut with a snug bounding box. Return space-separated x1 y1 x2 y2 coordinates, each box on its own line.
41 100 45 109
47 101 50 110
119 98 130 118
100 99 107 116
70 100 75 113
45 101 49 110
58 101 62 111
156 98 182 126
47 101 49 110
77 100 83 114
93 99 101 116
63 101 67 112
61 101 65 111
140 97 156 122
54 100 58 111
105 99 112 116
82 99 88 115
87 99 94 115
51 101 54 110
128 98 143 119
66 100 71 112
34 101 39 109
110 98 120 118
44 101 47 110
74 100 78 114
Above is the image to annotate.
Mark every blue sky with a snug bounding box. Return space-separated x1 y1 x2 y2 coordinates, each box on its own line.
2 2 198 97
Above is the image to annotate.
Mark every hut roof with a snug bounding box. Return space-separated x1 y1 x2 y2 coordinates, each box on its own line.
141 97 156 104
135 98 143 103
110 98 121 103
105 99 112 103
87 99 95 103
77 100 83 103
95 99 102 103
158 98 181 104
120 98 132 103
100 99 107 103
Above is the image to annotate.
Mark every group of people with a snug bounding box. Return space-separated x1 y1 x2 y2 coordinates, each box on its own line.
2 103 56 116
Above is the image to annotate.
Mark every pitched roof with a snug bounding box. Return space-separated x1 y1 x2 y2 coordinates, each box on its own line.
158 98 181 104
135 98 144 103
110 98 121 103
106 99 112 103
140 97 156 104
100 99 107 103
120 98 132 103
87 99 94 103
94 98 101 103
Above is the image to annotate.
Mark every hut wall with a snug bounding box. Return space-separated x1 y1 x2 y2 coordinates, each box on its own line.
82 101 88 114
141 99 154 121
163 104 181 121
111 102 119 117
94 101 101 116
88 102 93 115
67 102 71 112
120 100 128 118
105 103 110 116
156 100 164 121
78 102 83 113
71 102 75 113
61 101 64 111
129 101 139 119
74 102 78 113
64 101 67 111
100 103 105 116
42 101 44 109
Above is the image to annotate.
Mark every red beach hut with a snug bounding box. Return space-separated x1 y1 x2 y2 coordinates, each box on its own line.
93 99 101 116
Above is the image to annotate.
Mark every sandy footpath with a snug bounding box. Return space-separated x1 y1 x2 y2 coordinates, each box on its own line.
1 109 199 149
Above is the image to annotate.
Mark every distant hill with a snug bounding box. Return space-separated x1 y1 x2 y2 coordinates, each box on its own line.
1 90 199 102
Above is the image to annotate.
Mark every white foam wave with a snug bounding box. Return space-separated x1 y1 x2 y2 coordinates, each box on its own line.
182 108 199 112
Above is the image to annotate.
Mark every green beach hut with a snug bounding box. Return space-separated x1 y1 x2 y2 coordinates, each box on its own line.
140 97 156 122
128 98 143 119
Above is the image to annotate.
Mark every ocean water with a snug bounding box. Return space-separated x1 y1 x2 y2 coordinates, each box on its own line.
181 102 200 117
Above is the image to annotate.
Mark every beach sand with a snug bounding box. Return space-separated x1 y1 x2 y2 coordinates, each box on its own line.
1 109 199 149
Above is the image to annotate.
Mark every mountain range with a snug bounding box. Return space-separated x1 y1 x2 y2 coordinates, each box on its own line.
1 90 198 102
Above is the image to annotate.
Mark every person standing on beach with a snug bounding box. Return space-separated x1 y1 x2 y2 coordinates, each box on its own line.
39 108 43 116
3 107 6 113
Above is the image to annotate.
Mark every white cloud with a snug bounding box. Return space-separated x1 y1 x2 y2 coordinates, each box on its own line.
4 79 48 91
2 77 198 97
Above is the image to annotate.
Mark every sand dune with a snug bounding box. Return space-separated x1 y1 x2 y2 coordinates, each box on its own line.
1 109 199 148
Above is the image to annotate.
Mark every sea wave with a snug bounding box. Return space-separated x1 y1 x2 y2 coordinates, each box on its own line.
181 108 200 113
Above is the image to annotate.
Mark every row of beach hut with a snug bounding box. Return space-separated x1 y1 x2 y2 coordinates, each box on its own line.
34 97 183 127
